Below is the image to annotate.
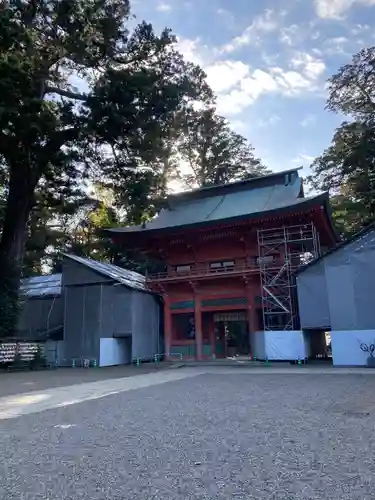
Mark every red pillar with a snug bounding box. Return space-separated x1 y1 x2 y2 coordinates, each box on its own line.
247 288 257 357
194 295 203 360
164 295 172 358
210 315 215 358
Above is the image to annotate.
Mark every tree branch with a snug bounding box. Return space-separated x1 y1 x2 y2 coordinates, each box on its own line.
45 86 88 101
43 128 79 156
355 79 375 112
112 47 164 67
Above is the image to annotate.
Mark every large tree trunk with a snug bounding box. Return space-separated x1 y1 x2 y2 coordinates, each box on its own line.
0 166 38 338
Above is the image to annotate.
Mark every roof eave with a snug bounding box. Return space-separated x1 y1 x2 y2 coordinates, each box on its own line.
105 194 330 242
61 253 159 296
167 167 303 204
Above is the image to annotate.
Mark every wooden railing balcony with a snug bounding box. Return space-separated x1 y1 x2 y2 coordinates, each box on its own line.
146 261 260 283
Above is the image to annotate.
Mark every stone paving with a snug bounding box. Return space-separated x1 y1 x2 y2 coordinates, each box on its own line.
0 362 175 398
1 368 375 499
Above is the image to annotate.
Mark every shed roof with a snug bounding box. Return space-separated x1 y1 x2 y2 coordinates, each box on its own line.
107 168 328 237
62 254 148 292
20 274 62 298
297 221 375 275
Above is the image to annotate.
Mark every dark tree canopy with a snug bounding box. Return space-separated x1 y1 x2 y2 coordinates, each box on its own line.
0 0 269 337
0 0 212 335
309 46 375 236
177 108 269 188
326 47 375 118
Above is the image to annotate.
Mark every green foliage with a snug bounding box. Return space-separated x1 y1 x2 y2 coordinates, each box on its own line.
309 46 375 236
0 0 268 308
0 0 213 333
30 345 46 369
176 108 270 188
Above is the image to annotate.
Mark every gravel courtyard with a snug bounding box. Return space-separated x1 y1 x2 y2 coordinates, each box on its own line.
1 369 375 499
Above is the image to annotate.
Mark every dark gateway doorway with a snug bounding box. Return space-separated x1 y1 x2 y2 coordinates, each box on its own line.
214 311 250 358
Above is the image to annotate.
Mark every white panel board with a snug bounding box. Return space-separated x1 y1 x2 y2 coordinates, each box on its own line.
331 330 375 366
264 330 306 361
99 338 130 367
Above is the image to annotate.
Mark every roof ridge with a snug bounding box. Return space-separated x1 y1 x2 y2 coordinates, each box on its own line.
61 253 151 293
167 167 303 203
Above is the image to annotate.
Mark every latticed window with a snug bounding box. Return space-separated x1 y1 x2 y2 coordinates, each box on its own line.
209 260 235 270
175 264 191 274
254 255 276 265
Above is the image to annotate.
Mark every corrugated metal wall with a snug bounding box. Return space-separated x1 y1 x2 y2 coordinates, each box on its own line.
296 260 330 329
99 286 133 338
16 296 64 338
132 291 160 359
36 258 162 365
64 285 101 362
325 258 357 330
297 228 375 331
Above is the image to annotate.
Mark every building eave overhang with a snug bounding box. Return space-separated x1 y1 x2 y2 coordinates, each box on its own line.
105 192 338 244
166 167 303 204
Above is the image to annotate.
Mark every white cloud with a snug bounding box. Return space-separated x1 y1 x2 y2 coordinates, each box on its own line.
222 9 280 53
292 153 315 164
278 21 322 47
271 68 312 93
175 36 325 116
301 114 316 127
351 23 370 35
156 2 172 11
290 52 326 80
314 0 375 19
175 37 207 67
214 63 322 115
258 115 281 127
215 69 278 114
279 24 300 46
322 36 350 55
229 119 247 132
205 61 249 93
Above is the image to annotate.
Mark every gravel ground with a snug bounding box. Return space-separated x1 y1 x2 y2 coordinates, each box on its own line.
0 362 174 398
1 372 375 499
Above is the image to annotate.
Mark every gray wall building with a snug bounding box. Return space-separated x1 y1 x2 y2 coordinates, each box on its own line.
296 224 375 365
17 274 64 339
17 255 161 367
297 224 375 331
62 255 161 367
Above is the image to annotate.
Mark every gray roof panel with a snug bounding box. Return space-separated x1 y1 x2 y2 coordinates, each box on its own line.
167 168 303 203
109 175 321 234
63 254 147 292
20 274 62 298
297 222 375 275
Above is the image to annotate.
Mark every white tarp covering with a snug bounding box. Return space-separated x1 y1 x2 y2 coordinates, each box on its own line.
99 338 131 367
331 330 375 366
264 330 306 361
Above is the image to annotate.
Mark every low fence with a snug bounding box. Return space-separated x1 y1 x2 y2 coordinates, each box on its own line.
0 341 42 364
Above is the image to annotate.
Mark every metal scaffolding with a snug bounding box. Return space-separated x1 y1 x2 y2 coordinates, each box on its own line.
257 223 320 331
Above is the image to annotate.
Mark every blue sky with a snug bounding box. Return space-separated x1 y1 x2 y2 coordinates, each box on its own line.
131 0 375 176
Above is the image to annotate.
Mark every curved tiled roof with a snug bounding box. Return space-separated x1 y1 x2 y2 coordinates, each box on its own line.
106 169 333 236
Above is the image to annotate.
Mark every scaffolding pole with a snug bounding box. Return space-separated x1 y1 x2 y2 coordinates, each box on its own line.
257 223 320 331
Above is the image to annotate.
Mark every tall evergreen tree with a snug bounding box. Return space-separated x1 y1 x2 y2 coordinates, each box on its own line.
0 0 212 335
309 46 375 236
177 108 269 188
